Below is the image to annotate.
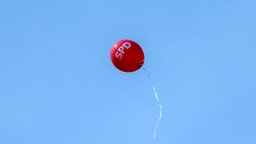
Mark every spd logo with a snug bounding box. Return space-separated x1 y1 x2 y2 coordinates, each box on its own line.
115 42 131 60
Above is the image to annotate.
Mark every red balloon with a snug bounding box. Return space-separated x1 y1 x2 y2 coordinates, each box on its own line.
110 39 144 72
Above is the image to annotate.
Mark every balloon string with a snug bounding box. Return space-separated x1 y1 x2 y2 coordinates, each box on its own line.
142 67 163 144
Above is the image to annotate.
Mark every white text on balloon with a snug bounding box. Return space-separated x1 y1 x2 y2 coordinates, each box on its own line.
115 42 131 60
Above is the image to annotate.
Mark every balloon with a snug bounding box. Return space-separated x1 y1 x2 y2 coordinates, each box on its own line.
110 39 144 72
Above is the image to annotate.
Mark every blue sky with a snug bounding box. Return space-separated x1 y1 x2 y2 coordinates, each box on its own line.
0 0 256 144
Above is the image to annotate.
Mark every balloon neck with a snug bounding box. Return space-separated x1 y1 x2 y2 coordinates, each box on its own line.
139 60 144 67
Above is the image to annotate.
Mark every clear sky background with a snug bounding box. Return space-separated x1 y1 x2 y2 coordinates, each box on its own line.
0 0 256 144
